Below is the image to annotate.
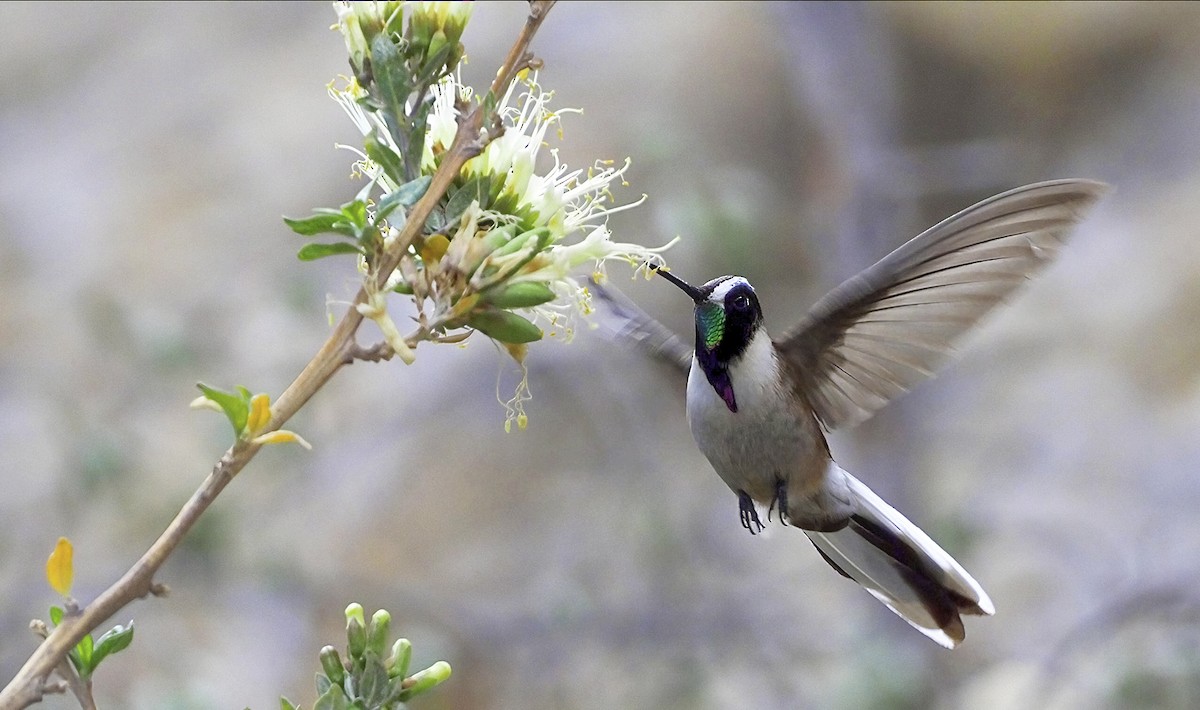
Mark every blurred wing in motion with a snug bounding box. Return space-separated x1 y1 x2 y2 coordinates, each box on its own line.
776 179 1108 431
589 277 692 374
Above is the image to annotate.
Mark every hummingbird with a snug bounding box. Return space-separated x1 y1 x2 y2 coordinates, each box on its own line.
596 179 1107 648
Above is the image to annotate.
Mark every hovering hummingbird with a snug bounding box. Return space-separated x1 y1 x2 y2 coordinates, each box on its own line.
596 179 1107 648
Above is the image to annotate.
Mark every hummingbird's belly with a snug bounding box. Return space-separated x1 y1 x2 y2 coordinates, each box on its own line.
686 360 824 504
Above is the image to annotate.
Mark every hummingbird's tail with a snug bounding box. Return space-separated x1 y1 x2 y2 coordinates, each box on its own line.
804 471 994 648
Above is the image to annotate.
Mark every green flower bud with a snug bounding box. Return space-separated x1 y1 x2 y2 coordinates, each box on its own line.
464 224 520 274
491 227 550 258
399 661 452 701
319 645 346 687
427 30 450 70
387 638 412 679
483 282 557 309
346 617 367 661
406 9 433 60
366 609 391 659
344 603 365 629
447 42 465 75
467 308 544 344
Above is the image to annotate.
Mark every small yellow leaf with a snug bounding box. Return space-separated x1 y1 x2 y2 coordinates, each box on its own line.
419 234 451 264
252 430 313 450
246 393 271 435
502 342 528 364
448 293 481 320
46 537 74 597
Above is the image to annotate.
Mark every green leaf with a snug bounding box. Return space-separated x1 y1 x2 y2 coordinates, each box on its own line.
341 200 370 234
364 134 407 187
370 34 411 148
484 282 557 309
467 308 543 344
89 622 134 672
444 175 490 224
66 648 83 676
297 242 365 262
375 175 432 223
315 672 332 697
413 41 453 88
75 633 94 675
283 212 359 238
491 189 519 216
424 208 447 234
382 2 404 36
49 605 63 626
359 658 390 707
481 90 498 120
196 383 250 435
402 97 433 182
313 684 351 710
279 698 299 710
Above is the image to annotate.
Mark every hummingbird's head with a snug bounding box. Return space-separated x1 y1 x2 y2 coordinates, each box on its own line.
653 266 763 412
653 265 764 376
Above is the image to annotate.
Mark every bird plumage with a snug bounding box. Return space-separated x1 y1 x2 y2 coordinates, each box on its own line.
593 179 1107 647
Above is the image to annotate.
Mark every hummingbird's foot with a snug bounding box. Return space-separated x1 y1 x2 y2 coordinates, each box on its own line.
768 478 789 527
738 490 764 535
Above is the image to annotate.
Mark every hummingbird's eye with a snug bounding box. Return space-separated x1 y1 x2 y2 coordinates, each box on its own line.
732 293 750 310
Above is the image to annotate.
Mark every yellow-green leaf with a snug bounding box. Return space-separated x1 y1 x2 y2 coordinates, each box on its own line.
246 393 271 435
46 537 73 596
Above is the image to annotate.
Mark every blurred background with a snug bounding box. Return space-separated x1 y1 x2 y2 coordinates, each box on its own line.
3 2 1200 708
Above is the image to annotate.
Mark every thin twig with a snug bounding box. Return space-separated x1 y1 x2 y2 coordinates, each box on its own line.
0 4 556 707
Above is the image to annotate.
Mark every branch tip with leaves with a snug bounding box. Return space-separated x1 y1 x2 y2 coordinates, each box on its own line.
1 2 674 707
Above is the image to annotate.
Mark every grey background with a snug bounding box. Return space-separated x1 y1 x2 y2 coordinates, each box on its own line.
4 2 1200 708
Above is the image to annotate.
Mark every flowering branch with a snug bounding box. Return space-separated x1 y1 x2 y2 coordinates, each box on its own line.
0 4 561 708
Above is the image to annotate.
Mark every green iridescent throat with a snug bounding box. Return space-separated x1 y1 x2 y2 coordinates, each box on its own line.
697 303 725 349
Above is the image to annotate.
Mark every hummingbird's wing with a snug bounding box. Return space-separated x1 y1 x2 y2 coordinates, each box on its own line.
588 277 693 372
775 179 1108 431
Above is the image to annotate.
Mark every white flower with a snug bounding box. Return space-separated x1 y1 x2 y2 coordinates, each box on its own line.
436 73 675 312
326 58 676 429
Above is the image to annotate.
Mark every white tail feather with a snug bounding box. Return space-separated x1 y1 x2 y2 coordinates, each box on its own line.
806 469 994 648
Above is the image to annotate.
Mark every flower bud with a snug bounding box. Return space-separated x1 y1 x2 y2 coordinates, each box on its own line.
346 618 367 660
344 603 366 628
427 30 450 70
387 638 412 679
366 609 391 659
399 661 452 700
467 308 544 344
464 224 520 275
483 282 557 309
491 227 550 259
319 645 346 687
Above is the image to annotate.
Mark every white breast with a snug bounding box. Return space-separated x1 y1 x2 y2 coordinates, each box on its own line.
685 332 813 500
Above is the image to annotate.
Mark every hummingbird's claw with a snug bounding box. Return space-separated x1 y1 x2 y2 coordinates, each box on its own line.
738 490 764 535
769 478 789 527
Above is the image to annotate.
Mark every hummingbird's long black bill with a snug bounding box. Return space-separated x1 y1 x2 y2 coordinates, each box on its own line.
649 263 705 303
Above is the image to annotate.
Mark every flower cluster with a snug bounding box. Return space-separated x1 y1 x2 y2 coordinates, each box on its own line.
291 2 675 428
